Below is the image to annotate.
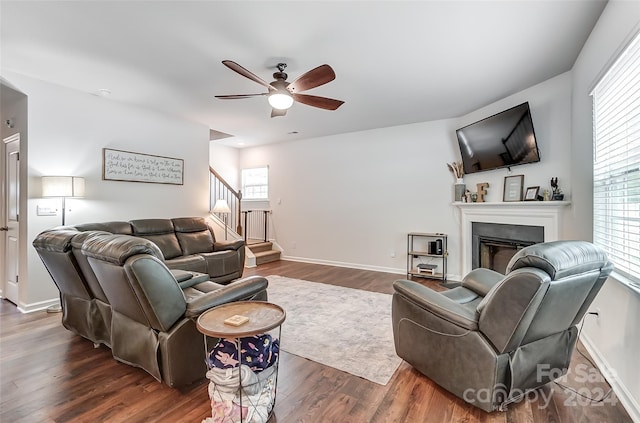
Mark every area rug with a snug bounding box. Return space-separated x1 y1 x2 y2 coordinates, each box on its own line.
265 275 402 385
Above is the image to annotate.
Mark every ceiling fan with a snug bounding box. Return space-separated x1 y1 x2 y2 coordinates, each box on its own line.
215 60 344 117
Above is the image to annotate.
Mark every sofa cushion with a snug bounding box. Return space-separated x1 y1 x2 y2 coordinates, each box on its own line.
200 250 240 277
70 230 114 303
82 234 164 265
130 219 183 260
74 221 133 235
172 217 215 255
165 254 207 274
32 229 76 253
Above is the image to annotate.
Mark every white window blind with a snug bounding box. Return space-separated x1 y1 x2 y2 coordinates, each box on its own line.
592 31 640 286
241 167 269 200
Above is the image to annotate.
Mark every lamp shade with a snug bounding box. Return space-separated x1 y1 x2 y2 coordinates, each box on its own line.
212 199 231 214
42 176 85 198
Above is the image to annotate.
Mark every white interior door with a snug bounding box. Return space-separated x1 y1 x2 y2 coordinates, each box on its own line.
3 134 20 305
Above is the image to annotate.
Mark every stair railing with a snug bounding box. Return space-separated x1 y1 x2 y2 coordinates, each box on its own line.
209 166 242 236
241 209 271 242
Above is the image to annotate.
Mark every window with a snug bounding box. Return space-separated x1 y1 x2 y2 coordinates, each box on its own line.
592 31 640 287
241 166 268 200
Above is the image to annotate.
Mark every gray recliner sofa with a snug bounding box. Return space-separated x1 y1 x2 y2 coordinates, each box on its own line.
392 240 613 412
33 217 245 344
33 217 263 387
74 217 245 284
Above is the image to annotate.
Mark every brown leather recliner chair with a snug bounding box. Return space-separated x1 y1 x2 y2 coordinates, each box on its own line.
392 240 613 412
82 233 268 387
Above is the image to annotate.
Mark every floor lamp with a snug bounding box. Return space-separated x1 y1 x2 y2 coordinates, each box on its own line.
41 176 85 226
212 199 231 240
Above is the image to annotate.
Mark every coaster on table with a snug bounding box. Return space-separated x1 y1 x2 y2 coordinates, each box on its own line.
224 314 250 326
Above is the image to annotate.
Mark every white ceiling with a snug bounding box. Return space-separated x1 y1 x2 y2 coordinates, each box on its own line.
0 1 606 148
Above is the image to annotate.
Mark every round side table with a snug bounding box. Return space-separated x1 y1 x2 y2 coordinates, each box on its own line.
197 301 286 423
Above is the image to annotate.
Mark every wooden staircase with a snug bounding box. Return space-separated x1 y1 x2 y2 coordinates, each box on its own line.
210 166 279 266
247 240 281 265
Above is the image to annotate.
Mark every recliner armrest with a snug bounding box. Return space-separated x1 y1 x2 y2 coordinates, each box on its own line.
170 269 210 289
213 240 244 252
462 268 504 297
393 280 479 331
184 276 268 318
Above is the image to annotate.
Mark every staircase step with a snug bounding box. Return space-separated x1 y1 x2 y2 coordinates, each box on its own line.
247 241 273 254
254 249 281 265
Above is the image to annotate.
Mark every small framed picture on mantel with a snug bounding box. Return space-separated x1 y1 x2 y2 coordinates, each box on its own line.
524 186 540 201
503 175 524 202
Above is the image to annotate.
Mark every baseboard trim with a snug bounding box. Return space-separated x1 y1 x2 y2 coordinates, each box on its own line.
580 333 640 422
280 255 407 276
16 298 60 314
280 255 460 281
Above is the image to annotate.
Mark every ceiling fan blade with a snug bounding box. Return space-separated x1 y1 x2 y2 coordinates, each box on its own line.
215 93 267 99
271 108 287 118
292 93 344 110
288 64 336 93
222 60 272 89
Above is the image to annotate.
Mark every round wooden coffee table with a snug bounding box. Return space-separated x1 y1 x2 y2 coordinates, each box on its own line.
196 301 286 423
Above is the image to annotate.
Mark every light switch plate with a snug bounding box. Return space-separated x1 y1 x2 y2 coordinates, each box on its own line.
37 205 58 216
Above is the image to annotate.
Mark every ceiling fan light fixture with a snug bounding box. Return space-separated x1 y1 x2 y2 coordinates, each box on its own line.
268 92 294 110
217 60 343 117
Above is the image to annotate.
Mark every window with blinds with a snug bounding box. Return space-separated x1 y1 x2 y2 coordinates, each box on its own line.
241 166 269 200
592 31 640 286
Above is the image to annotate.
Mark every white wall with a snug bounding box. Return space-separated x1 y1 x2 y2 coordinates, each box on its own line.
240 119 459 274
209 142 240 189
570 1 640 419
4 71 211 309
237 71 572 278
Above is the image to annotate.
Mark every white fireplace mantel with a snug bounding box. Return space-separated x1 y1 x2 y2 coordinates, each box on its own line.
454 201 571 275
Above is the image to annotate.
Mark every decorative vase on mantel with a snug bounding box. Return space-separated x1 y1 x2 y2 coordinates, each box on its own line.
454 178 466 202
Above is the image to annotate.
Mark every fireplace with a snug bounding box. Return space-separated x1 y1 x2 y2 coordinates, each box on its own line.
455 201 569 277
472 222 544 274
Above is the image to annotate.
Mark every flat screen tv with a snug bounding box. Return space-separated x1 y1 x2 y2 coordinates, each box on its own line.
456 102 540 175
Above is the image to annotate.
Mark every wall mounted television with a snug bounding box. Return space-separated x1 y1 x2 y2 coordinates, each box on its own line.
456 102 540 175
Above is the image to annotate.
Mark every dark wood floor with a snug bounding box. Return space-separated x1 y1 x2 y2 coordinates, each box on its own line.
0 260 633 422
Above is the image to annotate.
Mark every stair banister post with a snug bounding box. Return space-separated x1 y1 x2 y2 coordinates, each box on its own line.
263 210 268 242
237 190 243 235
243 210 250 242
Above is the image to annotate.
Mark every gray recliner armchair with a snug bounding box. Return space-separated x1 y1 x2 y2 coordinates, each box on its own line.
392 240 613 412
